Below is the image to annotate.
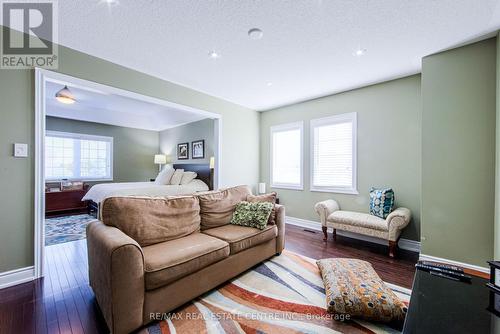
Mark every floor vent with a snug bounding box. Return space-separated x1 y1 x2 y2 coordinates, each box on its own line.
303 229 317 234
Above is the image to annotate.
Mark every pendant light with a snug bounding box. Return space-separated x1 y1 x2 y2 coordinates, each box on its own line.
55 85 76 104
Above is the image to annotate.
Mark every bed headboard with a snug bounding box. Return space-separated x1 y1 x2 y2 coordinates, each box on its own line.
173 163 213 190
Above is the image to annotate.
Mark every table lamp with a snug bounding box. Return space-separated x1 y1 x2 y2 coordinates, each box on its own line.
154 154 167 172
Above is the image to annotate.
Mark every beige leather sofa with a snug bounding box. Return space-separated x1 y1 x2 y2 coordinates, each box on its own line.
315 199 410 257
86 185 285 334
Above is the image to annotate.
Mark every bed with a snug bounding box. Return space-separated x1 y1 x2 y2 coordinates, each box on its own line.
83 163 212 216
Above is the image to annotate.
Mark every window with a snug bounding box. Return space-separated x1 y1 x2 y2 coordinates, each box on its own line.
45 131 113 181
270 122 303 190
310 113 357 194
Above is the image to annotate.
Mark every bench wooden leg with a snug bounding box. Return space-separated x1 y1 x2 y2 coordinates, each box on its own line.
333 228 337 241
322 226 328 241
389 240 397 258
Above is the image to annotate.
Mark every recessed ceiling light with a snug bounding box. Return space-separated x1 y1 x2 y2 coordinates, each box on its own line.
248 28 264 40
208 50 220 59
353 48 367 57
266 82 273 87
103 0 119 5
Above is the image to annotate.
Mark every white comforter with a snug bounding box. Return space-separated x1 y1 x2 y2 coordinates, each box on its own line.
82 179 209 204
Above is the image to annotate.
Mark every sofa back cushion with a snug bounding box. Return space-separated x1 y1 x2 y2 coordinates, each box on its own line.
197 185 251 229
101 195 200 246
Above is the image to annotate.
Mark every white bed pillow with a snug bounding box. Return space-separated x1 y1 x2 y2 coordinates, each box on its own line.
169 169 184 185
154 165 175 185
180 171 198 185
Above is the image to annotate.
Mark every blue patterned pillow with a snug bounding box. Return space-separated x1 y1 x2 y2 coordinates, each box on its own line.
369 188 394 219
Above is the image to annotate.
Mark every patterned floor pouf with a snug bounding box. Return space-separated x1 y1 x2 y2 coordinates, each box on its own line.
317 258 407 325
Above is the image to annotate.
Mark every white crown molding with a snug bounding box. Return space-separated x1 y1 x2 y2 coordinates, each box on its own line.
419 254 489 274
286 216 421 253
0 266 35 290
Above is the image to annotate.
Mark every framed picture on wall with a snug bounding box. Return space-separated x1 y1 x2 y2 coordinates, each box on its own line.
192 140 205 159
177 142 189 160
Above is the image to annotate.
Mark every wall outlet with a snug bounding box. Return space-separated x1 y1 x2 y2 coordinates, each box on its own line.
14 143 28 157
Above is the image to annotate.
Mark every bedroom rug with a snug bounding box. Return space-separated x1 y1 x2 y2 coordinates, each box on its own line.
45 214 97 246
143 250 411 334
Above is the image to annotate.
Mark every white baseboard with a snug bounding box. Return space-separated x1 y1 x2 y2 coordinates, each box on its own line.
0 266 35 289
286 216 421 253
419 254 489 274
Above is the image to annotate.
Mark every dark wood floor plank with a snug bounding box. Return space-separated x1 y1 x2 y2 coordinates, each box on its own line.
285 224 418 288
0 222 418 334
52 246 85 334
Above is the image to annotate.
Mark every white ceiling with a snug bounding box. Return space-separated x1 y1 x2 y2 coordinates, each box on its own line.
46 81 208 131
48 1 500 110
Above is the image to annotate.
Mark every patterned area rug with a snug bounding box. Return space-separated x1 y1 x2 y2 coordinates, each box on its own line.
143 250 410 334
45 214 97 246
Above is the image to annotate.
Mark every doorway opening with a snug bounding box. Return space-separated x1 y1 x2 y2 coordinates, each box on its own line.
34 69 221 278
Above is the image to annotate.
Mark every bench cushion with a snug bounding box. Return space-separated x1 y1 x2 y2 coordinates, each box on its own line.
327 211 388 231
143 233 229 290
317 258 407 323
202 224 277 254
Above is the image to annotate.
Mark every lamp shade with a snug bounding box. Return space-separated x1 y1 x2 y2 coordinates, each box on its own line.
55 85 76 104
258 182 266 194
209 156 215 169
154 154 167 165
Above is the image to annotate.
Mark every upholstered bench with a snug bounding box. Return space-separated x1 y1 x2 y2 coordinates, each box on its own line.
314 199 411 257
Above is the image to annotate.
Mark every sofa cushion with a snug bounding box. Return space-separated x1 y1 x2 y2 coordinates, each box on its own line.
316 258 407 323
143 233 229 290
101 195 200 246
247 192 277 225
230 201 273 230
202 224 277 254
197 185 252 229
327 211 388 231
369 188 395 219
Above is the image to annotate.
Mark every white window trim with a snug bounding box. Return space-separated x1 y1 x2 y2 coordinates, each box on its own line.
310 112 358 194
270 121 304 190
45 130 114 182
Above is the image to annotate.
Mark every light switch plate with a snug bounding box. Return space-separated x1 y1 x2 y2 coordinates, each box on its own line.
14 143 28 157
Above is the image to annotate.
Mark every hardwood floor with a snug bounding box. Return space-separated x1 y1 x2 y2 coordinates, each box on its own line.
286 224 418 288
0 224 418 334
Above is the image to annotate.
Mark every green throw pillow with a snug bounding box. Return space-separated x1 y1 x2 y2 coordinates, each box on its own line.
230 201 273 230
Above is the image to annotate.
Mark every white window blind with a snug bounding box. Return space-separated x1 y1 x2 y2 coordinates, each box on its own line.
270 122 303 189
45 131 113 181
311 113 357 193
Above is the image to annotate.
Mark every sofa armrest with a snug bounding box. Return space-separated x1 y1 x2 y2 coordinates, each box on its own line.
386 207 411 241
314 199 340 226
275 204 285 254
86 221 145 334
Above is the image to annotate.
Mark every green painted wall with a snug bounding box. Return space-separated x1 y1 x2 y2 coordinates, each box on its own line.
160 118 214 165
496 32 500 261
260 75 422 241
46 116 159 182
421 38 496 267
0 27 259 273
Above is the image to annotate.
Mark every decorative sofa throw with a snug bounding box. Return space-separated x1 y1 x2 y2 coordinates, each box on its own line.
369 188 395 219
101 195 200 246
197 185 252 229
230 201 273 230
247 192 277 225
316 258 407 324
